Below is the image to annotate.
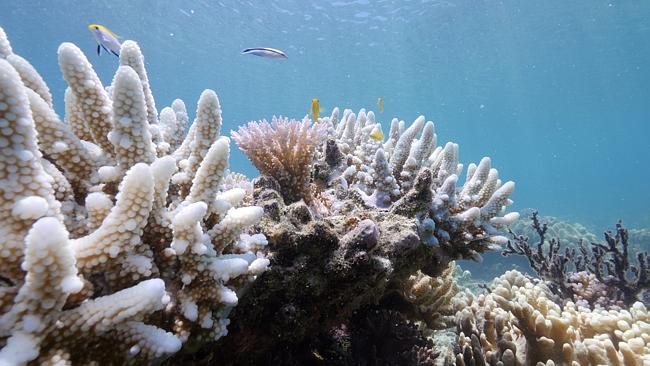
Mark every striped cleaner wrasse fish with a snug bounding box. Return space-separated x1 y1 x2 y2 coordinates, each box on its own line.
241 47 288 59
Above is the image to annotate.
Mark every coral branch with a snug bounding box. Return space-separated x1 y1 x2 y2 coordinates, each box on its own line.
232 116 327 204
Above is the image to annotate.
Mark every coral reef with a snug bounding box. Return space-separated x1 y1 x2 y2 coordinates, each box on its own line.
0 28 268 364
201 107 519 364
453 270 650 365
509 209 598 249
504 211 650 307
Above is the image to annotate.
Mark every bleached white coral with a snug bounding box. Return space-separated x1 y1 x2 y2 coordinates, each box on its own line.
6 54 52 108
58 42 114 153
454 270 650 365
317 107 517 260
109 65 156 172
0 58 62 283
0 27 12 59
0 29 269 364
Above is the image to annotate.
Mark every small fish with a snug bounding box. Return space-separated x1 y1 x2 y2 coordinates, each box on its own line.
312 351 324 361
377 97 384 113
369 125 384 141
88 24 121 57
311 98 320 123
241 47 288 59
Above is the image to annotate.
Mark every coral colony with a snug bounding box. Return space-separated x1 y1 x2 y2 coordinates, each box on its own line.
0 28 268 364
0 25 648 365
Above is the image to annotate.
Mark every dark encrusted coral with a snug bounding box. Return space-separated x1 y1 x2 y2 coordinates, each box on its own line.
349 307 438 366
200 177 451 365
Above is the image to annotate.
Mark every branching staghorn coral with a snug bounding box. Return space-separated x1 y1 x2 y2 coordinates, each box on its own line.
504 211 650 307
0 27 268 364
232 116 327 204
453 270 650 366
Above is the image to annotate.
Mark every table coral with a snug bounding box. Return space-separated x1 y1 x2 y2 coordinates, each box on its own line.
0 27 268 364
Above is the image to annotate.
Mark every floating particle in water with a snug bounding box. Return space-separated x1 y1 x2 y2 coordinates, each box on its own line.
480 104 485 109
170 33 174 37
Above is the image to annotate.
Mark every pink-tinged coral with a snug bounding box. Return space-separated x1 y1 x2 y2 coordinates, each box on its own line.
232 116 327 204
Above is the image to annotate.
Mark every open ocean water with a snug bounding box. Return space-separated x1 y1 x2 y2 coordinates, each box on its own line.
2 0 649 236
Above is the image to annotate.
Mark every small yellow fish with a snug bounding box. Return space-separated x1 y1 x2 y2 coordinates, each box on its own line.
311 98 320 123
88 24 121 57
377 97 384 113
369 126 384 141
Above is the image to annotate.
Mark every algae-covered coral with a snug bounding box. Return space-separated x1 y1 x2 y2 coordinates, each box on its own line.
0 27 268 364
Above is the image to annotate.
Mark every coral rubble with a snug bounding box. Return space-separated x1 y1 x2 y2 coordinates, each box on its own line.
0 27 268 364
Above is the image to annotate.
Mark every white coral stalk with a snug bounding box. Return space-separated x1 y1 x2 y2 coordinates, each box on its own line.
431 142 459 184
400 121 436 190
58 43 114 153
85 192 113 231
0 27 12 59
73 163 155 285
209 207 264 253
64 87 93 141
365 149 400 208
185 137 229 209
0 217 82 333
0 59 61 282
160 107 184 151
109 65 156 170
57 279 169 333
6 54 52 108
460 157 491 204
116 321 181 360
389 115 424 179
27 89 98 190
172 99 189 134
184 90 222 181
119 41 157 126
0 217 82 365
480 181 515 219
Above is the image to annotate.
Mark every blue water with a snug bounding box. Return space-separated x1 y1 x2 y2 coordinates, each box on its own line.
2 0 649 231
